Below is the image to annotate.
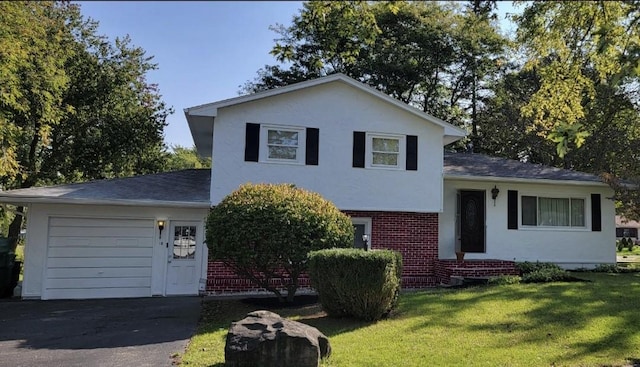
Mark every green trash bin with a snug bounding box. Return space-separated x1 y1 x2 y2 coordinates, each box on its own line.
0 237 15 298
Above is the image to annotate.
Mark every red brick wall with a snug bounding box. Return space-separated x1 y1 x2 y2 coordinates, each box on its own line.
343 211 439 288
206 210 441 293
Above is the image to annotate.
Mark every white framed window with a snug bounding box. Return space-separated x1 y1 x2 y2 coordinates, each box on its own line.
351 217 372 250
260 125 305 164
521 196 586 227
366 133 405 169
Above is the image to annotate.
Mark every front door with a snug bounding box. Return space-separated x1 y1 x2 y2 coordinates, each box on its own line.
166 221 201 295
460 190 485 253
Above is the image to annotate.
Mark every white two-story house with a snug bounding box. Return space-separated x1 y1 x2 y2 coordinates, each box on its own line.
0 74 616 300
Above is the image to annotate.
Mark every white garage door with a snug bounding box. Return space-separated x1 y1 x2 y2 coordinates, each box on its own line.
44 217 154 300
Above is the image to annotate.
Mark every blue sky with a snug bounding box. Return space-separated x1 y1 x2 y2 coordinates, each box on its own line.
78 1 518 149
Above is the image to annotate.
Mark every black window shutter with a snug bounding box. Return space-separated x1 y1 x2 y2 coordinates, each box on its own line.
591 194 601 232
508 190 518 230
352 131 365 168
406 135 418 171
244 123 260 162
305 128 319 165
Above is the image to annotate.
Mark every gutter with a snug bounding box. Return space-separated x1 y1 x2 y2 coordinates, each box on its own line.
0 196 211 209
444 174 610 188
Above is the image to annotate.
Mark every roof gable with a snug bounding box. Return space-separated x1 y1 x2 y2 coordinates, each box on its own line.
184 74 467 157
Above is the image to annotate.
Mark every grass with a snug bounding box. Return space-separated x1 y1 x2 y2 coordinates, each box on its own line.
617 245 640 256
182 273 640 367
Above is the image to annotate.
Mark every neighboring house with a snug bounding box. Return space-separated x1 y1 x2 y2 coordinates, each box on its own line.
0 74 616 300
616 216 639 242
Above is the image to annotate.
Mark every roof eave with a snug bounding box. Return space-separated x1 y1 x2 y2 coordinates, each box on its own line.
0 196 211 208
444 174 609 187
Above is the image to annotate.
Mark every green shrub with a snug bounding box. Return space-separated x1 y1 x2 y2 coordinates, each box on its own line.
308 248 402 321
593 264 621 273
515 261 563 275
626 238 635 251
206 183 354 303
521 268 574 283
488 275 522 285
616 240 625 252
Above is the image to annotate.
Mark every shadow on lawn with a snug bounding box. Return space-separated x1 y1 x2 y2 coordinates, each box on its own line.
404 272 640 365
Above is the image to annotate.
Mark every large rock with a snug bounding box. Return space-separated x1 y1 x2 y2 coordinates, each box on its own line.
225 310 331 367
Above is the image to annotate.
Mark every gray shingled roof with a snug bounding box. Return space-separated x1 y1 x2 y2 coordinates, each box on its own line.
0 169 211 206
0 154 605 206
444 152 603 183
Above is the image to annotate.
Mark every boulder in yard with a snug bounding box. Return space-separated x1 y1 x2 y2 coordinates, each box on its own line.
225 310 331 367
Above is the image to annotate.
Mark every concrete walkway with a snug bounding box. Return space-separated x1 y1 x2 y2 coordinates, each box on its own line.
0 297 201 367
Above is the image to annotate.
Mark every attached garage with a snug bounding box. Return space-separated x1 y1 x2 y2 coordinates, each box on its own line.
44 217 154 300
0 169 211 300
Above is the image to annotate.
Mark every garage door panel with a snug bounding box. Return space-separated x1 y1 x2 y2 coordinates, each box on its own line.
48 237 152 248
45 287 152 300
47 257 152 268
47 277 152 289
47 267 152 279
48 226 153 238
45 216 156 300
49 217 153 228
48 247 152 258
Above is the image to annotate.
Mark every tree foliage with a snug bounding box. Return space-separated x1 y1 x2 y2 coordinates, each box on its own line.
0 2 171 244
514 1 640 157
164 145 211 171
243 1 508 127
205 183 354 303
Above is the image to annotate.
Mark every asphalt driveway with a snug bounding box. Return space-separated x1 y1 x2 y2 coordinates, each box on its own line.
0 297 201 367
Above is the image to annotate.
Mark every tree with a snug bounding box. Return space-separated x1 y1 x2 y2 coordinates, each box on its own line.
206 183 354 303
0 2 171 246
243 1 508 130
164 145 211 171
514 1 640 157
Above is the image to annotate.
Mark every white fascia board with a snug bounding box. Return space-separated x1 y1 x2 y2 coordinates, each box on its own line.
183 74 468 139
444 174 609 187
0 196 211 208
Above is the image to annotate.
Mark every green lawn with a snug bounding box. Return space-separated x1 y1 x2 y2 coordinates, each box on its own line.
182 273 640 367
617 245 640 256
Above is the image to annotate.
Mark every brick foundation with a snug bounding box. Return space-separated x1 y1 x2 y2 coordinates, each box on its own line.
434 259 519 285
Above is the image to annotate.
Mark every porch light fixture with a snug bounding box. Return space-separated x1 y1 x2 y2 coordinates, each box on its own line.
157 220 165 238
491 185 500 206
362 234 369 251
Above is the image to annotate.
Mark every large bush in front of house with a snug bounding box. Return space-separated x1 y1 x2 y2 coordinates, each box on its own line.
308 248 402 321
206 183 353 303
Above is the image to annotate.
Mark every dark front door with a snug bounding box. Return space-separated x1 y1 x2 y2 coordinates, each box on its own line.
460 190 485 253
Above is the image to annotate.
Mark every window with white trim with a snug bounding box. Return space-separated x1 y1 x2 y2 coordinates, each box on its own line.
260 125 305 164
367 133 405 169
522 196 585 227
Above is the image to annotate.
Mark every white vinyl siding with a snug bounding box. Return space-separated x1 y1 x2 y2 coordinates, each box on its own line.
44 217 154 299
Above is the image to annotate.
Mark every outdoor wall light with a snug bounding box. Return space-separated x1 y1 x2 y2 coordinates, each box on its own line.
491 185 500 206
362 234 369 251
157 220 165 238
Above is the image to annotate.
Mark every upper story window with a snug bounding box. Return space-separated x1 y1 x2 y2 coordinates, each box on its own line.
352 131 417 170
522 196 585 227
267 129 299 160
372 137 400 166
245 123 319 165
367 133 406 169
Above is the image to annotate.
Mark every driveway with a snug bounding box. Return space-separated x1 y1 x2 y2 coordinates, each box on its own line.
0 297 201 367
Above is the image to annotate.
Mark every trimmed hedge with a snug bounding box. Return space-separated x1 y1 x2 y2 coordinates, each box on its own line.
308 248 402 321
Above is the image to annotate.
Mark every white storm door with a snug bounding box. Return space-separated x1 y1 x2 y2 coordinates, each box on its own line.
165 221 201 295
